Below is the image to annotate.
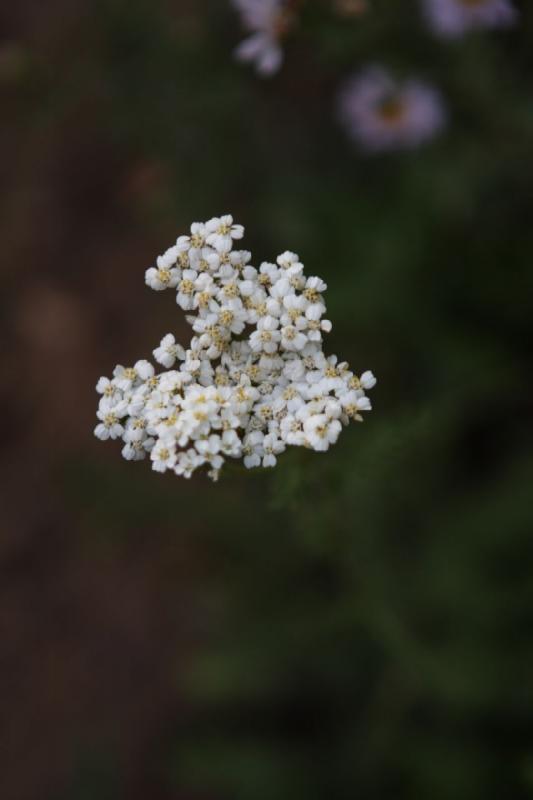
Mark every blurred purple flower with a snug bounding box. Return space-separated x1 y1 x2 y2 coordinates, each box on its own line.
232 0 292 76
338 67 446 153
422 0 517 38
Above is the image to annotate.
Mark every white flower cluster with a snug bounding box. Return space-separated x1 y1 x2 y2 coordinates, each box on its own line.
94 215 376 481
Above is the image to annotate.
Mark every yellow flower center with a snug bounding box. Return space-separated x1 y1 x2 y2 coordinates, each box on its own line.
219 310 234 326
157 268 171 284
223 283 239 298
378 97 406 125
303 288 320 303
179 279 194 295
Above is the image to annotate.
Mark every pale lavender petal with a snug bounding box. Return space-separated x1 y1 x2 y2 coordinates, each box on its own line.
234 32 270 63
256 41 283 76
422 0 517 38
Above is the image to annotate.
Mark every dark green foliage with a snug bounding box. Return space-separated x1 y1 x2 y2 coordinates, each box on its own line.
81 2 533 797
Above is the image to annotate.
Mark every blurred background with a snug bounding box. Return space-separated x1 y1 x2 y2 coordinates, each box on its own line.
2 1 533 798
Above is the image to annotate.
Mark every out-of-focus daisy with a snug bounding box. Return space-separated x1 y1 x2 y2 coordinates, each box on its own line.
232 0 295 77
422 0 517 38
338 66 446 153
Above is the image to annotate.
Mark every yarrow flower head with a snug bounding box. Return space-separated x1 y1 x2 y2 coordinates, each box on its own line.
94 215 376 482
422 0 517 38
338 66 446 153
232 0 296 76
